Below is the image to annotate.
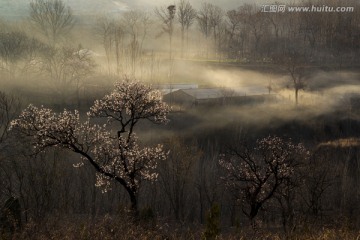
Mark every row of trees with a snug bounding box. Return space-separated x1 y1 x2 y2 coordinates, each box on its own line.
0 31 94 105
185 0 360 65
80 0 360 77
2 80 360 236
3 0 360 67
1 0 359 106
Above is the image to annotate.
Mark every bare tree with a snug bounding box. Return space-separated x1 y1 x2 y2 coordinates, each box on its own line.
197 3 223 58
155 5 176 95
197 3 211 39
0 92 21 148
94 16 115 75
197 3 212 58
159 137 201 221
40 45 95 105
122 10 151 78
275 49 308 105
0 31 27 79
71 47 97 108
155 5 176 61
208 4 223 56
10 80 169 215
196 144 222 224
0 31 44 80
225 8 249 59
113 22 124 77
29 0 75 46
177 0 196 58
241 4 269 58
302 149 334 222
226 9 243 44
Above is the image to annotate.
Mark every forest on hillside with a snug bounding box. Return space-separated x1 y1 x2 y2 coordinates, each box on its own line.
1 0 360 239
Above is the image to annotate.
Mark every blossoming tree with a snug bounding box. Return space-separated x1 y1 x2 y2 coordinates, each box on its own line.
10 80 169 214
219 136 309 222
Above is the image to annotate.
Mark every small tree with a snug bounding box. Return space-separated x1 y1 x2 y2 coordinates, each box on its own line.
219 136 309 223
274 49 308 105
10 80 169 215
284 52 307 106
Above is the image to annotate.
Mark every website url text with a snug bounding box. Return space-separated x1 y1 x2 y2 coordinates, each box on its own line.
261 5 355 13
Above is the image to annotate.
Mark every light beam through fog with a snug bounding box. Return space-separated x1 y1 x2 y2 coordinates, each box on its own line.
1 0 360 238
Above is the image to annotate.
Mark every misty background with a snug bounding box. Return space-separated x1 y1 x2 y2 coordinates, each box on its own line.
0 0 360 239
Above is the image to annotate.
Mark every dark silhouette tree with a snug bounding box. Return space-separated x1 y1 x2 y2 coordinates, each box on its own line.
220 136 309 223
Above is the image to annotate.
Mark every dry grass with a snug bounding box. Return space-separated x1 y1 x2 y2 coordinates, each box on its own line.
3 216 360 240
318 138 360 148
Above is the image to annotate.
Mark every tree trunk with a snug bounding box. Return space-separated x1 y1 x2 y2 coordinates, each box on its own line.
125 186 139 219
181 28 184 58
250 202 261 220
129 191 138 215
295 88 299 105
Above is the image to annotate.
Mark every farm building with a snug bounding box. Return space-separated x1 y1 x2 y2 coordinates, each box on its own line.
163 88 224 106
153 83 198 95
163 87 275 107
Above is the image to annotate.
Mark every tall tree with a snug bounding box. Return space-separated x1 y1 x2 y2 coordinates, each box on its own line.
29 0 75 46
177 0 196 58
208 4 223 54
241 4 269 58
225 8 248 59
94 16 115 75
159 137 201 221
197 2 212 58
197 3 223 58
122 10 151 78
155 4 176 98
10 80 170 215
0 92 21 148
155 5 176 61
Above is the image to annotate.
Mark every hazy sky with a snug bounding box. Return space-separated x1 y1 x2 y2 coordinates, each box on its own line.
94 0 292 12
0 0 299 17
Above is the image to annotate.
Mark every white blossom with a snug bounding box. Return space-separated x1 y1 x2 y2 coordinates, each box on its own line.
10 80 170 211
219 136 309 219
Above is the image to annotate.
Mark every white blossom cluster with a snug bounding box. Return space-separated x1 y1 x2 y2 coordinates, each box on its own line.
219 136 309 204
93 134 167 192
88 79 169 126
10 80 169 195
9 104 103 152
